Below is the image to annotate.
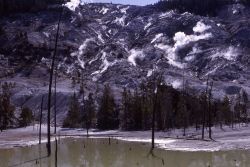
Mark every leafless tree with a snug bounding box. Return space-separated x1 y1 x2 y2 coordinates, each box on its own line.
47 5 63 156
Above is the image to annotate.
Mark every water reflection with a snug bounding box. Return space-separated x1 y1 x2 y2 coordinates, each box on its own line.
0 138 249 167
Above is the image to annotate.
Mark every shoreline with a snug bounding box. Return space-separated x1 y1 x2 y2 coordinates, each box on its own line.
1 124 250 152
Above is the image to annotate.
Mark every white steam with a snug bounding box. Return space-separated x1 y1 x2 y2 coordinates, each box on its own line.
128 49 145 66
71 38 94 69
193 21 211 33
154 21 212 68
211 47 239 61
64 0 81 11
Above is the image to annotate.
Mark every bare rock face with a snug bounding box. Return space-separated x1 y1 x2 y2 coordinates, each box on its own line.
0 2 250 123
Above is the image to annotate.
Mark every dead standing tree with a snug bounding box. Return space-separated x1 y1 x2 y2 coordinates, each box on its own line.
39 96 44 144
148 74 165 165
182 65 187 137
47 5 64 156
202 76 209 140
54 67 57 134
151 86 157 151
208 81 214 139
151 74 163 151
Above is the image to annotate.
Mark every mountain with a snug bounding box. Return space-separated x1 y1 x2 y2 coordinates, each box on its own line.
0 0 63 16
0 1 250 123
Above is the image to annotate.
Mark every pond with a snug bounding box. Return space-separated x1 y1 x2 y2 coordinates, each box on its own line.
0 138 249 167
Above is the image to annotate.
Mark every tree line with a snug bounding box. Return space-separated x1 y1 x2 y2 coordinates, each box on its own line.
63 77 249 138
0 82 33 131
154 0 250 16
0 0 64 16
1 79 248 137
63 85 119 132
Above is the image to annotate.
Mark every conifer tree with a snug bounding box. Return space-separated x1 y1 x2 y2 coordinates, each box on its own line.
63 93 81 128
121 88 133 130
241 90 249 124
84 93 96 136
216 99 224 129
0 82 15 131
162 86 176 130
199 92 207 139
140 83 152 130
234 93 242 123
97 85 119 130
19 107 33 127
176 94 188 133
221 96 231 126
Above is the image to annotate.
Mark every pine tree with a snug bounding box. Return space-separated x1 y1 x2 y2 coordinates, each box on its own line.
133 88 143 130
176 94 188 134
234 90 249 125
0 82 15 131
121 88 132 130
19 107 33 127
155 0 235 16
221 96 231 126
84 93 96 136
97 85 119 130
234 93 242 123
199 92 207 139
63 93 81 128
162 86 176 130
241 90 249 124
155 84 164 131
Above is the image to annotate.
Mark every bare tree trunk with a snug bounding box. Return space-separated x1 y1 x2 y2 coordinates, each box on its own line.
151 89 157 150
183 121 186 136
54 68 57 134
39 96 44 144
182 94 186 136
208 82 213 139
202 76 209 140
87 127 89 137
39 145 42 167
231 111 234 129
202 110 205 139
55 138 58 167
196 121 198 131
47 6 63 156
182 61 186 136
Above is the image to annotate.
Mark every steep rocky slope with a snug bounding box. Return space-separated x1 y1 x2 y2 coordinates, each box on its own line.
0 2 250 123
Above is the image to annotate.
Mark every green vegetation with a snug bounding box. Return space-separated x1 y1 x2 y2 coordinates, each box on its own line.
154 0 250 16
0 82 15 131
19 107 33 127
63 92 81 128
81 92 96 136
63 78 249 138
0 82 35 130
0 0 64 16
0 80 247 136
97 85 119 130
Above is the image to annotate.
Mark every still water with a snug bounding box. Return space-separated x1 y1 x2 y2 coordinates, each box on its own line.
0 138 249 167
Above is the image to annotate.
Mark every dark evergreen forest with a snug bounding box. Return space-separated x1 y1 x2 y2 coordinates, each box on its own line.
154 0 250 16
0 0 65 15
63 77 249 136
